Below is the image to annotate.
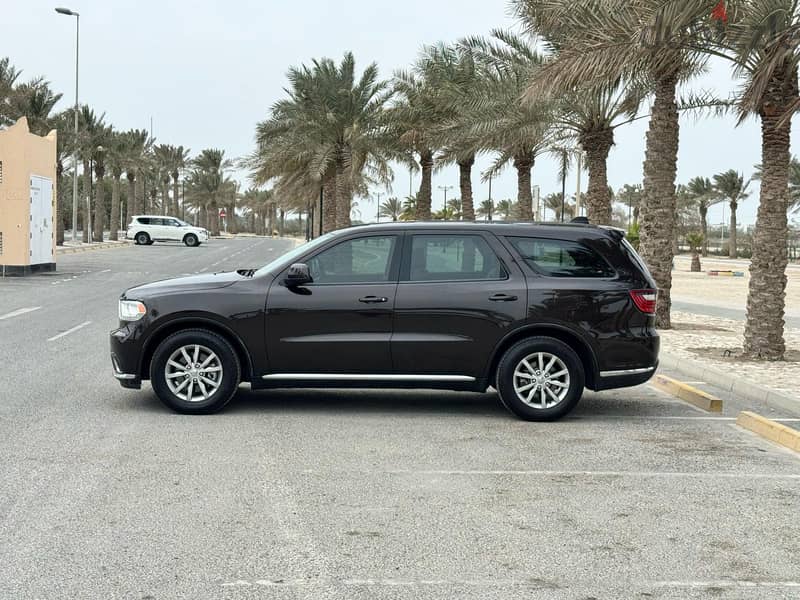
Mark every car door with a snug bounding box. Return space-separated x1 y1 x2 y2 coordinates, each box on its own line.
392 231 527 380
265 233 402 375
164 218 182 241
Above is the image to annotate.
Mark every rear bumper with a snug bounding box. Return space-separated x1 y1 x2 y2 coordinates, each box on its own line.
594 363 658 391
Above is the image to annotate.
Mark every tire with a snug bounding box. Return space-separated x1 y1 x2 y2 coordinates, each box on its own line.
184 233 198 247
135 232 150 245
150 329 241 414
495 336 585 421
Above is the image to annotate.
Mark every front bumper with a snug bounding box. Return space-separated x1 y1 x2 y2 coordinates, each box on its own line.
110 324 142 389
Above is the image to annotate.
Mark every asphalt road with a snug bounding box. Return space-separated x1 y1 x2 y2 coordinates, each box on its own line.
1 237 799 599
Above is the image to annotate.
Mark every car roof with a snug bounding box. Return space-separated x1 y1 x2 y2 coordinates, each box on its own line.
132 215 182 220
335 221 623 239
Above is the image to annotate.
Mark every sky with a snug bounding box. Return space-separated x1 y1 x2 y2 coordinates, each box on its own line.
6 0 799 226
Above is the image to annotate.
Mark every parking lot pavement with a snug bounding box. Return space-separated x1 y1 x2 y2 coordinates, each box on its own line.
1 238 799 599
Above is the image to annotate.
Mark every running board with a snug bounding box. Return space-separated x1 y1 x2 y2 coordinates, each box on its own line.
261 373 476 382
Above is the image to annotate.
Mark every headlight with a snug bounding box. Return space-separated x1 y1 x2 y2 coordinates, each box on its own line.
119 300 147 321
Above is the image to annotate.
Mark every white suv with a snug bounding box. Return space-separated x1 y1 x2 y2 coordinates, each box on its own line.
127 216 209 247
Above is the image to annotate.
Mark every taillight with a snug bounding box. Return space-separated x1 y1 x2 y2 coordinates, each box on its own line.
630 289 657 315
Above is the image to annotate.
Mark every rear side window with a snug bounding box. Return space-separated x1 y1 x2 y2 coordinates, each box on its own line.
136 217 151 225
408 234 505 281
507 237 615 278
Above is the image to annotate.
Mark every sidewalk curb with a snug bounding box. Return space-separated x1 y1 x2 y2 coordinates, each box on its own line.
659 350 796 413
57 242 131 255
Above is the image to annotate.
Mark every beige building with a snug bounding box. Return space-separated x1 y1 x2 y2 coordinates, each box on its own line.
0 117 57 275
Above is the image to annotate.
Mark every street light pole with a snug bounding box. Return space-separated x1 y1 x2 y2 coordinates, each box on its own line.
438 185 453 220
375 192 382 223
56 7 80 243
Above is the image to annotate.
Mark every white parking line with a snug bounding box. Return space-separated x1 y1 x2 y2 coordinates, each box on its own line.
48 321 91 341
300 469 800 480
657 581 800 589
0 306 41 321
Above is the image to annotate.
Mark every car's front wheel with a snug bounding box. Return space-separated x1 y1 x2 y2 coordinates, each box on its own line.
150 329 241 414
184 233 199 247
496 336 585 421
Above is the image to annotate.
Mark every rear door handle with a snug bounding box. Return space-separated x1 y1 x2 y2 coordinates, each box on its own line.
489 293 518 302
359 295 388 303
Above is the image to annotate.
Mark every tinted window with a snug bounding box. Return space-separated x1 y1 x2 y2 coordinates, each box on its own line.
508 237 615 278
307 235 397 284
408 234 505 281
136 217 151 225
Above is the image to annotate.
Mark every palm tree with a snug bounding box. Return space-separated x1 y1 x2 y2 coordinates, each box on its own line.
399 195 418 221
379 197 402 221
92 129 112 242
686 176 720 256
617 183 643 227
543 192 575 221
446 197 463 220
170 146 190 217
106 131 127 240
458 31 555 220
248 53 392 232
77 107 108 242
187 149 233 236
120 129 151 224
495 199 514 221
7 78 63 135
712 170 750 258
390 69 445 219
51 110 74 244
690 0 800 359
0 57 22 125
476 199 494 221
515 0 711 327
419 42 482 221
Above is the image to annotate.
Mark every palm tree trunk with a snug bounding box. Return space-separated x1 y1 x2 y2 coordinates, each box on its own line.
82 160 91 242
93 165 105 242
162 182 170 215
56 161 65 245
127 174 136 224
700 204 708 257
513 153 534 220
172 176 180 216
639 74 679 329
416 149 434 220
458 155 475 222
743 111 791 360
109 175 120 241
335 154 352 229
728 201 737 258
323 170 337 233
581 128 614 225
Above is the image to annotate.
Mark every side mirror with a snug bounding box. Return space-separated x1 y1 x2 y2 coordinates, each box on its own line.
284 263 313 287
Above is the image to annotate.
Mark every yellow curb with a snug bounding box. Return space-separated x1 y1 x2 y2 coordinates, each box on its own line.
57 242 131 255
650 374 723 412
736 411 800 452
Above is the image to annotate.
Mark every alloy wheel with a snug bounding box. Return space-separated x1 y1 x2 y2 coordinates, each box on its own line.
512 352 570 409
165 344 223 402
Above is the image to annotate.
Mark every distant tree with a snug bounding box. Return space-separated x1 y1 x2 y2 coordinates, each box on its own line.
713 170 750 259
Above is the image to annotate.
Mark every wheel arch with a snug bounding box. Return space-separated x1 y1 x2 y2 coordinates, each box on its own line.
485 325 599 390
139 317 253 382
183 232 198 245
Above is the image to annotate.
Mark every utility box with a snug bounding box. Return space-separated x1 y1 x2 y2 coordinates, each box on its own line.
0 117 57 275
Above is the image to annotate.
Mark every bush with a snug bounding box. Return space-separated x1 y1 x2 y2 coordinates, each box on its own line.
626 222 640 250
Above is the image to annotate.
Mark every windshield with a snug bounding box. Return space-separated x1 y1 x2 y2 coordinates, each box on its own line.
255 231 340 276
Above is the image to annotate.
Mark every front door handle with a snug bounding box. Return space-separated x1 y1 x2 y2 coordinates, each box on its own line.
489 293 518 302
359 295 389 304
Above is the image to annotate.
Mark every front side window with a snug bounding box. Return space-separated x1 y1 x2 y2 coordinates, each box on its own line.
307 235 397 284
408 234 505 281
508 236 615 278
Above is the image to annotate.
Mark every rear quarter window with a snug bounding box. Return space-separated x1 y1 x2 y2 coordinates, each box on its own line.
507 236 615 278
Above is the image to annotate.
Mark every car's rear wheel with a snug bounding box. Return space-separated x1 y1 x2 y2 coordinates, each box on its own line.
135 232 150 245
184 233 198 247
150 329 241 414
496 336 585 421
